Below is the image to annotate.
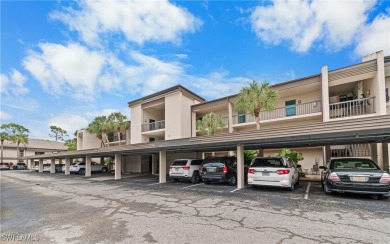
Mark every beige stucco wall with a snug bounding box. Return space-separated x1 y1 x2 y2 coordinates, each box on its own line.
123 155 142 173
165 92 183 140
77 130 101 150
130 104 142 144
181 96 196 138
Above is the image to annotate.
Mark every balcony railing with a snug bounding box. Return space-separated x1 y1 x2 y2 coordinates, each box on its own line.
142 120 165 132
107 134 126 142
232 100 322 124
329 97 375 119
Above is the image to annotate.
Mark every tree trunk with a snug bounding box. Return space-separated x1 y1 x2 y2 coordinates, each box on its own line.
16 141 20 164
1 140 4 164
255 116 261 130
117 131 121 145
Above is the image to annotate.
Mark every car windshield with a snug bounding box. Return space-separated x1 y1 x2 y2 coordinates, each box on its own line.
251 158 286 168
331 159 380 170
172 160 188 166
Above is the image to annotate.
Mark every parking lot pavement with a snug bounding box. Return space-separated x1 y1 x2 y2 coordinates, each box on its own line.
1 170 390 244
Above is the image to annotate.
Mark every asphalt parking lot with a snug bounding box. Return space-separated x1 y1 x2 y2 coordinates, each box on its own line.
1 170 390 243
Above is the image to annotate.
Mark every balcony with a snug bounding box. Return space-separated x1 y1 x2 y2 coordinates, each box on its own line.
142 120 165 132
329 97 375 119
232 100 322 124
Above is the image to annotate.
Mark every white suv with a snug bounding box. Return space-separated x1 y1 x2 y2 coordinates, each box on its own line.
63 162 108 174
169 159 203 183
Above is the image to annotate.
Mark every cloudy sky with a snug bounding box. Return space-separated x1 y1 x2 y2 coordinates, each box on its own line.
1 0 389 140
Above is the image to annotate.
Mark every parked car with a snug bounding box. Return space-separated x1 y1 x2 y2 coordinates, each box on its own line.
200 156 246 186
32 165 39 171
43 164 64 173
169 159 203 183
13 162 27 170
0 162 11 170
68 162 108 174
320 158 390 198
247 156 300 191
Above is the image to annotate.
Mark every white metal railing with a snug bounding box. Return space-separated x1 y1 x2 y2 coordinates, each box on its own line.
329 97 375 119
141 120 165 132
232 100 321 124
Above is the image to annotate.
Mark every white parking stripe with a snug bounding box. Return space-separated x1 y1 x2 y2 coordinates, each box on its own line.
182 183 201 189
148 182 161 186
304 182 311 200
230 188 242 193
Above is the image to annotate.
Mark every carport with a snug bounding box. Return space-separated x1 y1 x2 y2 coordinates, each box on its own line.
23 115 390 189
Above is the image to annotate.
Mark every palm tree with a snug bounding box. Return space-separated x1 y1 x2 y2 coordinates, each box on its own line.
86 116 111 147
0 131 10 163
275 148 304 164
108 112 129 145
234 80 279 130
0 123 29 162
196 112 225 135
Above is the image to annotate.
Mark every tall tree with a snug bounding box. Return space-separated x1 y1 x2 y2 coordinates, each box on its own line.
275 148 304 164
0 123 29 160
234 80 279 130
196 112 225 135
64 138 77 151
108 112 129 145
49 125 68 141
0 130 10 163
86 115 111 147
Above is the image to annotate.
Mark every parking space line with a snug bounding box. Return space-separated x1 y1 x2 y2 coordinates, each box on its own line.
230 188 242 193
182 183 202 189
148 182 161 186
304 182 311 200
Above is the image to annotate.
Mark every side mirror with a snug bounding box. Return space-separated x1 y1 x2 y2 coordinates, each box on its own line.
296 164 302 168
319 166 327 170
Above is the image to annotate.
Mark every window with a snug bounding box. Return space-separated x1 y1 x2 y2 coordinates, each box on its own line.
386 88 389 103
35 152 45 155
238 113 246 123
19 149 25 157
285 100 296 116
191 160 202 166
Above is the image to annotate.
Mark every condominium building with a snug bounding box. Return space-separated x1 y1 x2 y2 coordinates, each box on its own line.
77 50 390 174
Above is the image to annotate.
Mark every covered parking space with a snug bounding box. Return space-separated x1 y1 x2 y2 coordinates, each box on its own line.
23 115 390 188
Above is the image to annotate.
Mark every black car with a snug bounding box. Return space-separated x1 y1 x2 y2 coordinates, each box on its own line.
320 158 390 198
200 156 247 186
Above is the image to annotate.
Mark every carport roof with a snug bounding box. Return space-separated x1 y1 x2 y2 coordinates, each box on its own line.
22 115 390 160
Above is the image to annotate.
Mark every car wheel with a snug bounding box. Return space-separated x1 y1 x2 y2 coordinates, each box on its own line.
204 180 211 185
288 182 295 191
324 184 333 195
78 169 85 175
191 171 200 184
228 175 237 186
101 167 108 173
378 195 389 200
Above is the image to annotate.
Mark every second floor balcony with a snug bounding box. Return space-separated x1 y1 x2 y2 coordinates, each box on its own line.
329 97 375 119
142 120 165 132
232 100 322 124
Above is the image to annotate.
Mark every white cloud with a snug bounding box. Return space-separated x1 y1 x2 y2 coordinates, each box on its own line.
48 114 90 135
50 0 202 45
23 42 105 100
0 69 29 96
250 0 377 53
355 10 390 56
0 110 13 120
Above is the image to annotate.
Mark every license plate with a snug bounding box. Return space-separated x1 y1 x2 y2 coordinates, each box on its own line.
351 176 368 182
208 167 216 173
262 172 270 176
175 168 179 171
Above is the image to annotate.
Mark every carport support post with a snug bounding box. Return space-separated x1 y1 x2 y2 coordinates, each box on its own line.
50 158 55 174
237 144 245 189
85 155 91 177
65 157 70 175
151 154 157 175
382 143 389 171
29 159 34 171
159 151 166 183
38 159 43 173
115 153 122 180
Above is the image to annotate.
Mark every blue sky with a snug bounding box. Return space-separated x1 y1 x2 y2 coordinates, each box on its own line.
1 0 389 140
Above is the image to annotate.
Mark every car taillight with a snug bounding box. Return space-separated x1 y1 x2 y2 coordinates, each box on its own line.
169 166 172 170
379 173 390 183
277 169 290 175
248 168 256 174
199 166 203 173
329 172 340 181
182 166 190 170
223 166 228 173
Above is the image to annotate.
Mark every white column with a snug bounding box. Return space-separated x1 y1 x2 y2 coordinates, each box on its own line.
65 157 70 175
50 158 55 173
228 102 233 133
237 145 245 189
151 154 157 175
191 111 197 137
85 155 91 177
321 65 329 122
38 159 43 173
115 153 122 180
159 151 166 183
28 159 33 171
